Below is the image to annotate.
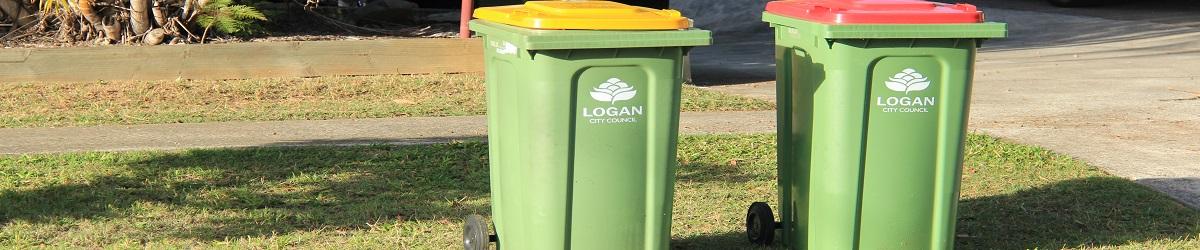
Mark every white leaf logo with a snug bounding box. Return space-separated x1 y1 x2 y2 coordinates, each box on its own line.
590 78 637 104
496 42 517 55
885 68 931 94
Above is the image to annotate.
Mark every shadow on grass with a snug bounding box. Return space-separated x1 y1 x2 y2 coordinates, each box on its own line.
676 161 771 184
0 143 492 241
673 231 779 250
260 136 486 148
0 140 760 242
1137 177 1200 210
671 177 1200 249
4 141 1195 247
957 176 1200 249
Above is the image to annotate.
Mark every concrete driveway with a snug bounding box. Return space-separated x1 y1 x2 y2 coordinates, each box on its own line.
690 0 1200 208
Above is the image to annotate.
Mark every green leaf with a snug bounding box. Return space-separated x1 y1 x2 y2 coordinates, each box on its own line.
195 0 268 35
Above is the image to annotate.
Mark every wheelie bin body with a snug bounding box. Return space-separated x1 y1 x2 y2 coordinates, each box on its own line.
748 0 1006 249
466 1 711 249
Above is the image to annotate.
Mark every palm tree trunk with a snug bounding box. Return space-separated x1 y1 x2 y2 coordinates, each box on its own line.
130 0 152 35
152 0 169 27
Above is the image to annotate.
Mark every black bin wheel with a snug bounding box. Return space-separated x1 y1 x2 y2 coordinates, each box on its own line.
463 214 491 250
746 202 776 245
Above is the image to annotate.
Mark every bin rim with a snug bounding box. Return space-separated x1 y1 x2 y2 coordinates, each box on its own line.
469 19 712 51
473 1 693 30
764 0 986 25
763 12 1007 39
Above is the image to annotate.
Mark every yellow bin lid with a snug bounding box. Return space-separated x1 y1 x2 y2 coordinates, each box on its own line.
472 1 692 30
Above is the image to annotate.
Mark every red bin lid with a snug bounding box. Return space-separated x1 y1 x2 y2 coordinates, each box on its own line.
765 0 984 24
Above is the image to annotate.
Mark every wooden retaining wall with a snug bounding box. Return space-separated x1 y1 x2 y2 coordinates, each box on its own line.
0 38 484 82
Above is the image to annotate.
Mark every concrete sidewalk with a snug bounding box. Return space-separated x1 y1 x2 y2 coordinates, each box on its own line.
0 111 775 155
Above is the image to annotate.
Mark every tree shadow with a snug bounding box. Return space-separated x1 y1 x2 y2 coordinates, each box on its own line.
672 231 780 250
957 176 1200 249
0 175 146 224
0 143 492 241
669 176 1200 249
1136 177 1200 210
676 160 773 184
10 138 1193 247
259 136 485 148
0 139 769 242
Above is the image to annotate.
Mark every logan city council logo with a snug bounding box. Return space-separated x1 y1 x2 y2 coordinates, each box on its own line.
590 78 637 104
491 41 517 55
876 68 937 113
582 78 644 124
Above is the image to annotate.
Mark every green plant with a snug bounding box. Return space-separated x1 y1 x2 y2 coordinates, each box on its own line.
37 0 74 15
195 0 265 37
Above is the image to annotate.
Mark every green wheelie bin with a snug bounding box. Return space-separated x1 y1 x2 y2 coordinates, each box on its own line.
462 1 711 249
744 0 1006 249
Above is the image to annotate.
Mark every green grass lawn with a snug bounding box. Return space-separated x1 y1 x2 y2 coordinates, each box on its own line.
1 134 1196 249
0 74 774 128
